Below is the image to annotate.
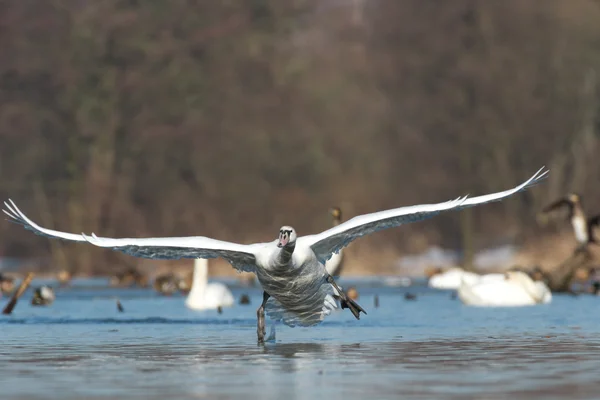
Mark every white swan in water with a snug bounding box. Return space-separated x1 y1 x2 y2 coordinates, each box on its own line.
458 271 552 306
2 167 547 342
186 258 234 310
428 268 505 289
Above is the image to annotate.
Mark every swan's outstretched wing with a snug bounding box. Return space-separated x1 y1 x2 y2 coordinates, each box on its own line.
2 200 260 273
300 167 548 264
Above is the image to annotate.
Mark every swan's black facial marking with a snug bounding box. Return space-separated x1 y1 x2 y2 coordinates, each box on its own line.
278 229 293 248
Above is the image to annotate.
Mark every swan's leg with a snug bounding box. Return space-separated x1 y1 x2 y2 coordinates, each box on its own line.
326 275 366 320
256 291 270 344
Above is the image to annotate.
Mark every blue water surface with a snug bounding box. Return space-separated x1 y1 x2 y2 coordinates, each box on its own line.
1 277 599 399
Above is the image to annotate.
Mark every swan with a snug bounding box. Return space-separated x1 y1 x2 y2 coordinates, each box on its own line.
2 167 547 342
185 258 234 310
458 271 551 306
429 268 505 289
324 207 344 276
541 193 600 248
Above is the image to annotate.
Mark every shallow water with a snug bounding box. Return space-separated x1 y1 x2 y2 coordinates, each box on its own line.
1 277 599 399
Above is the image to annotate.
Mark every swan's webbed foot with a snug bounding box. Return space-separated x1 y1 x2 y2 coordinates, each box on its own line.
326 275 367 320
256 291 270 344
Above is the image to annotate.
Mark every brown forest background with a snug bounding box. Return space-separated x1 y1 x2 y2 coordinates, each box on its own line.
1 0 600 277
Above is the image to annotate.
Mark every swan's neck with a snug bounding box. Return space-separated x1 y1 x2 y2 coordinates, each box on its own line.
191 258 208 292
277 243 295 265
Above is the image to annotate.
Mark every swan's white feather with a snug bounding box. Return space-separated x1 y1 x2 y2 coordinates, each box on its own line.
3 199 261 273
458 271 552 306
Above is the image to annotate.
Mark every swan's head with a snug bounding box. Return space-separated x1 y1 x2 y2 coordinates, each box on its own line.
330 206 342 222
568 193 581 203
277 226 297 248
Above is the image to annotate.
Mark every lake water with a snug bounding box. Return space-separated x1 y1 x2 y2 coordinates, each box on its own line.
1 277 599 399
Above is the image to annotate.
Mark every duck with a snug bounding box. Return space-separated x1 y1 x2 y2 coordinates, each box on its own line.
177 271 194 293
324 207 345 277
2 167 547 343
404 292 417 301
110 267 148 288
0 273 15 295
31 285 55 306
185 258 235 311
153 273 180 296
458 271 552 307
56 269 72 287
239 294 251 305
346 286 359 300
541 193 600 249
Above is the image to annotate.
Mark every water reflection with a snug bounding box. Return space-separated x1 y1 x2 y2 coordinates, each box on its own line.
2 281 600 399
2 335 600 399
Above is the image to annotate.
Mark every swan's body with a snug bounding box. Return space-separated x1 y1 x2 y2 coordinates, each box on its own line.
2 167 547 341
428 268 505 290
458 271 551 306
186 258 234 310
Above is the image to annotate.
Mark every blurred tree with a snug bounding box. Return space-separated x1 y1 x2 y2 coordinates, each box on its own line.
0 0 599 274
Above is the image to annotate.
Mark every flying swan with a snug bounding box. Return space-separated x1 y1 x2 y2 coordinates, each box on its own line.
3 167 547 342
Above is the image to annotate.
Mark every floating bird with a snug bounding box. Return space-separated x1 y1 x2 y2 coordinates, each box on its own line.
374 295 379 308
110 267 148 288
177 271 193 293
458 271 551 306
324 207 344 277
541 193 600 249
31 285 55 306
56 269 71 287
239 294 251 305
346 286 359 300
2 167 547 342
0 273 15 295
153 273 180 296
404 292 417 301
186 258 234 311
116 299 124 312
